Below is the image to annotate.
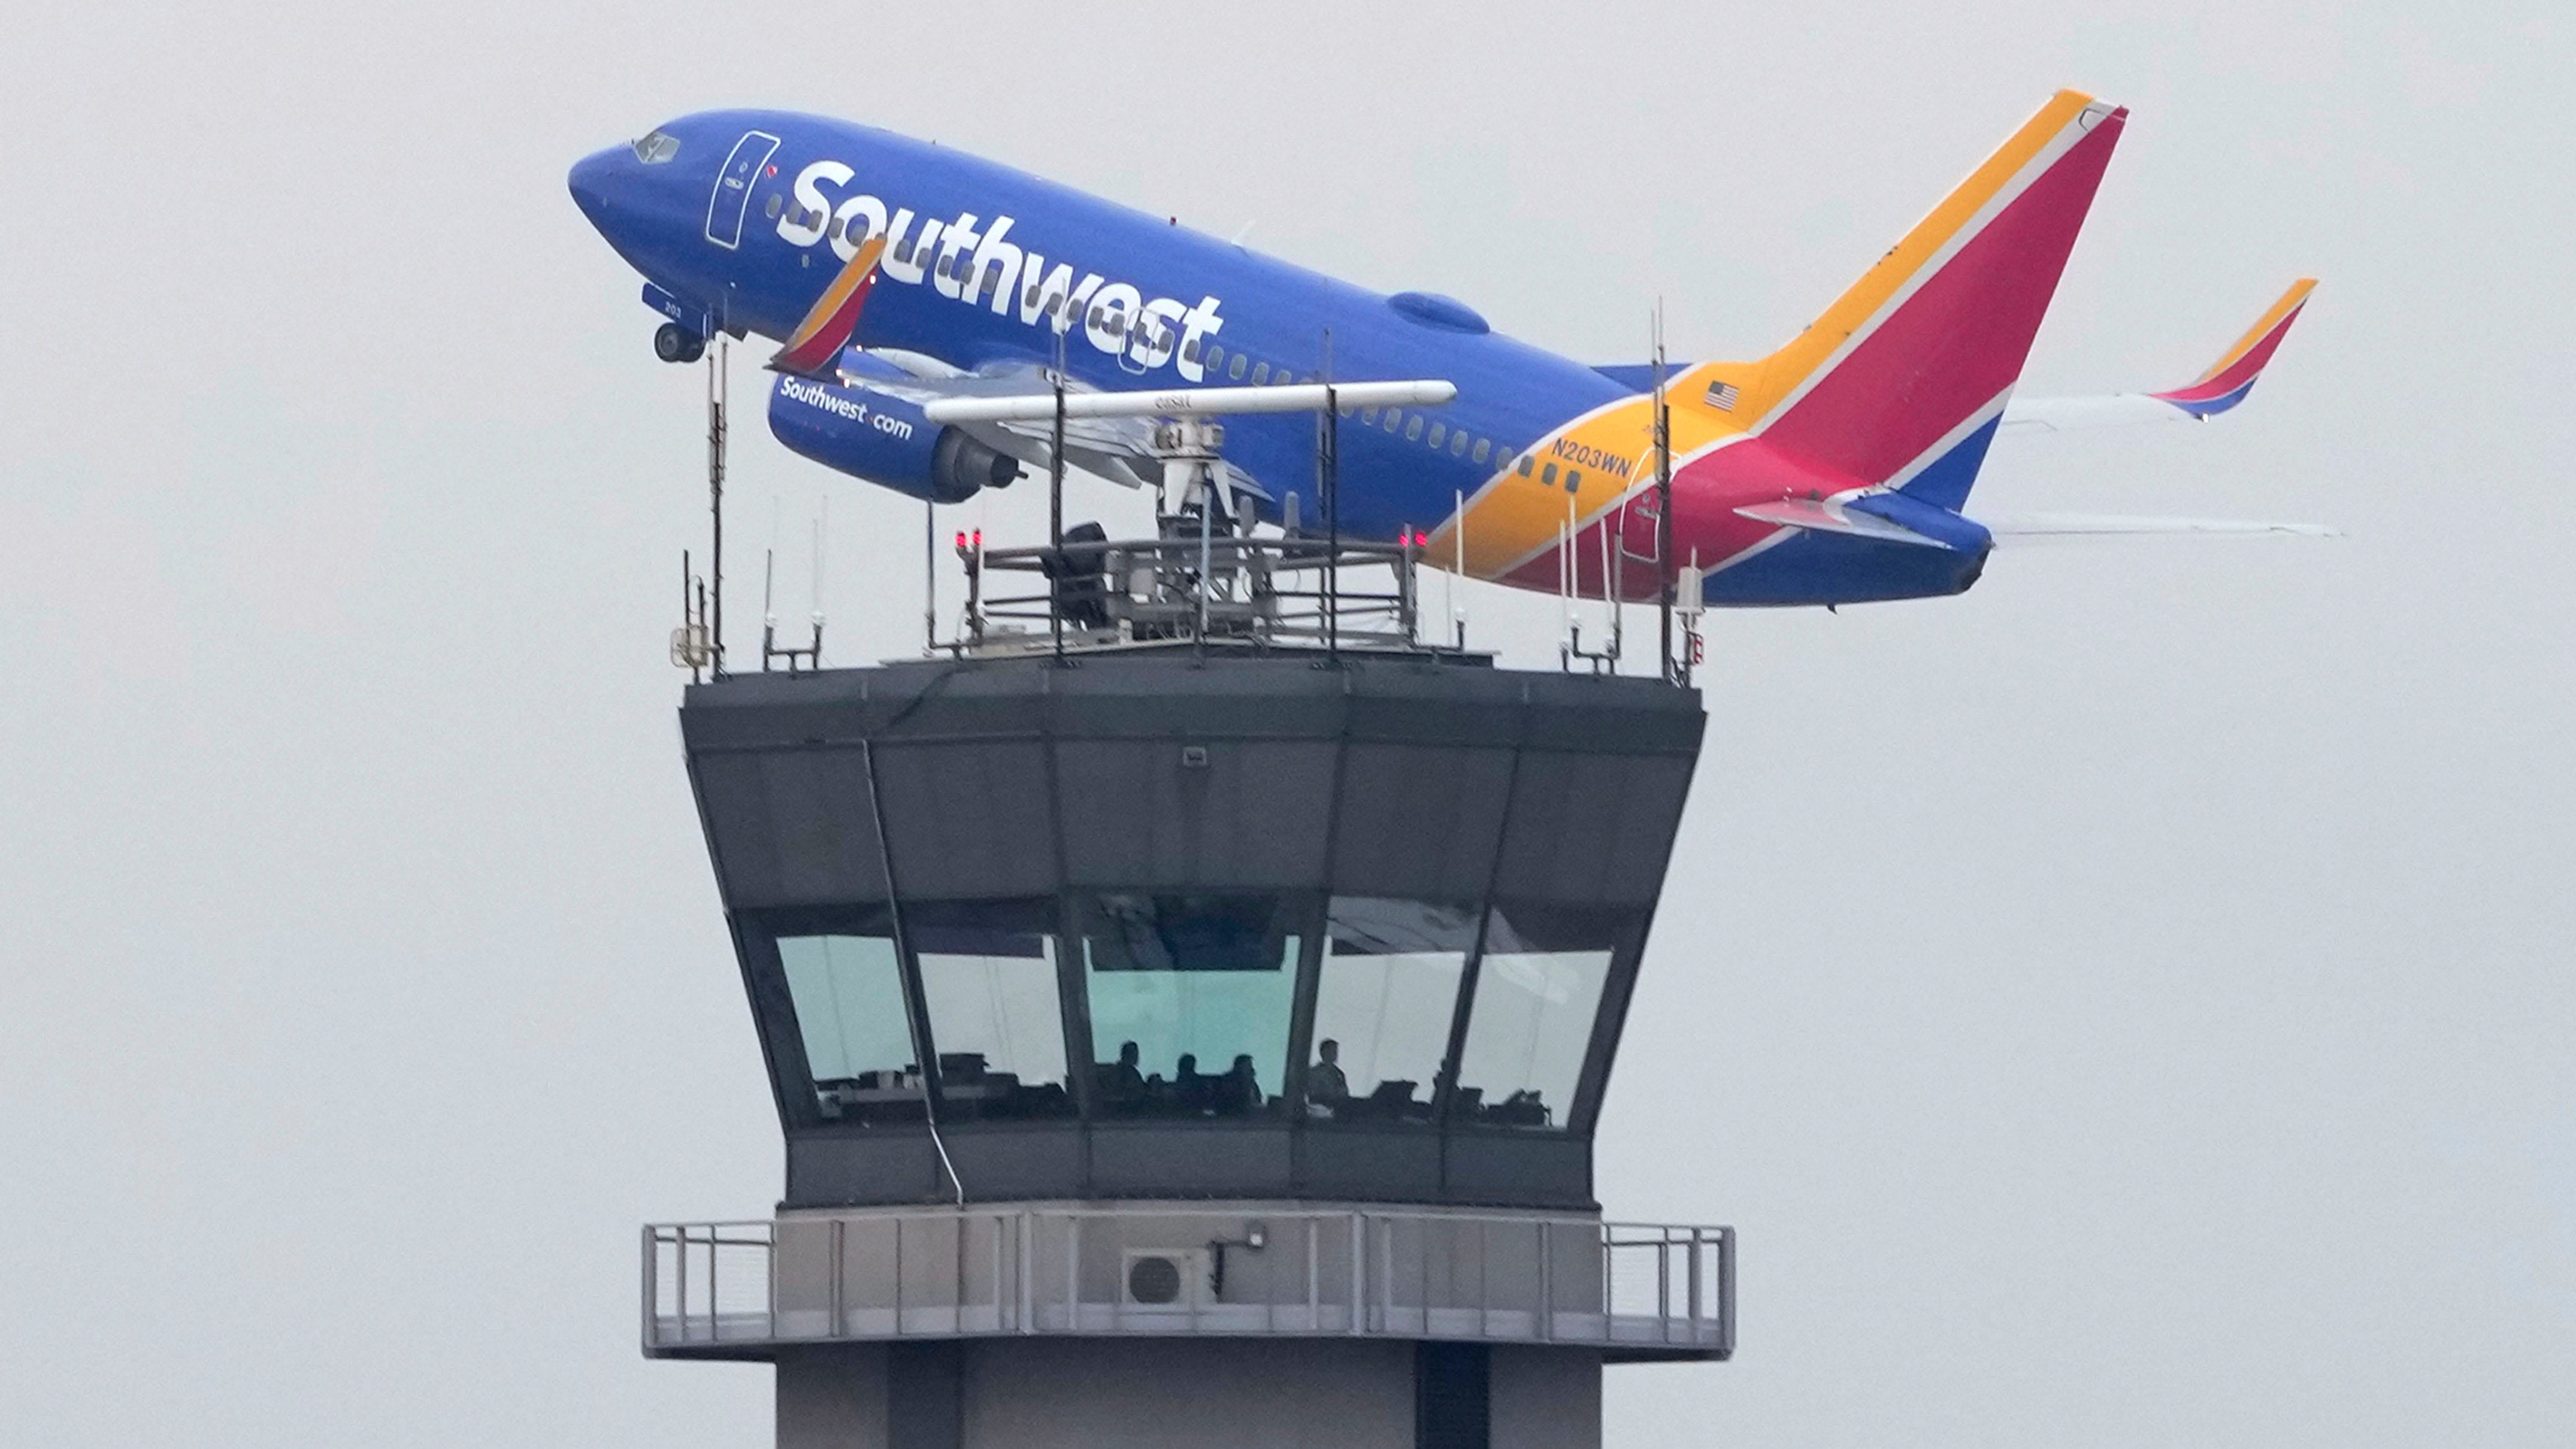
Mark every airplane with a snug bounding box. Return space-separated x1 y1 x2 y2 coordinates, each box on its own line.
567 90 2322 611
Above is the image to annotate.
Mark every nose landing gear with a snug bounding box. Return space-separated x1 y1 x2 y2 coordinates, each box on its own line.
655 322 707 364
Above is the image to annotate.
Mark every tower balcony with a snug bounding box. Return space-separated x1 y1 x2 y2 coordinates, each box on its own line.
644 1203 1732 1363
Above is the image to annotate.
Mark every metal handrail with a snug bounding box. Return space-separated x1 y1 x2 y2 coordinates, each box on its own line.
641 1208 1733 1358
942 531 1463 660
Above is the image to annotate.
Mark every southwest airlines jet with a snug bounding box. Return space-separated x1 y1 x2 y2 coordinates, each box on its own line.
568 91 2319 609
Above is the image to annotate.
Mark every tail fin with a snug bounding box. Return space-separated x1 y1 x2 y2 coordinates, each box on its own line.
1733 90 2126 507
2148 277 2315 417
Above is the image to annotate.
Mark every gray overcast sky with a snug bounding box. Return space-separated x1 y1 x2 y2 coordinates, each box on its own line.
3 2 2569 1444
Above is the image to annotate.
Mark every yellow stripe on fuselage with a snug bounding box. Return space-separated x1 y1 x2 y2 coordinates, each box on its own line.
1430 382 1752 579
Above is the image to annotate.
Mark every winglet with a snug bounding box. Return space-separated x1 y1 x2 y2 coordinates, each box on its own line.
770 235 887 377
2149 278 2316 418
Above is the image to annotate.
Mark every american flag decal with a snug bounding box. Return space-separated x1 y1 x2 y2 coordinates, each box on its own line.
1705 379 1740 411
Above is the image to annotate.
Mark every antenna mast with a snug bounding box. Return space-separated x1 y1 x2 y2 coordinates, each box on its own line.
1051 328 1067 661
707 338 729 677
1654 305 1676 684
1321 331 1339 661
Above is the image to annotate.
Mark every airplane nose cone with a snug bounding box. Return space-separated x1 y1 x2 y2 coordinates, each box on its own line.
567 146 625 231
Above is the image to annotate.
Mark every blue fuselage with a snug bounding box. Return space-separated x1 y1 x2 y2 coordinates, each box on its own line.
570 110 1630 542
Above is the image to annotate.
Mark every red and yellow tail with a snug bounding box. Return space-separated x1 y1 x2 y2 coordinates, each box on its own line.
1439 90 2131 581
1681 89 2126 493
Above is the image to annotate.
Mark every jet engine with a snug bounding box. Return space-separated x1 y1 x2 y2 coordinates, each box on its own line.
767 374 1020 505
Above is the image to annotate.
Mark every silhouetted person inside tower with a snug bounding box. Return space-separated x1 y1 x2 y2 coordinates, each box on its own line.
1308 1039 1350 1117
1096 1040 1145 1113
1218 1053 1264 1115
1170 1053 1210 1114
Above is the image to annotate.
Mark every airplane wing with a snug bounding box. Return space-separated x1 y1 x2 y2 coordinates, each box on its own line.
2002 279 2315 434
837 353 1171 488
1975 510 2339 544
830 348 1454 495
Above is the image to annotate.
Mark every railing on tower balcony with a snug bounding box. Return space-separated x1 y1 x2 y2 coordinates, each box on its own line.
943 530 1465 658
643 1206 1732 1361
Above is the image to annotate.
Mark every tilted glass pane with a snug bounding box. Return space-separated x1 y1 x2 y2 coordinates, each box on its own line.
1306 898 1475 1123
1079 893 1298 1120
1454 905 1624 1130
779 933 921 1122
915 906 1073 1120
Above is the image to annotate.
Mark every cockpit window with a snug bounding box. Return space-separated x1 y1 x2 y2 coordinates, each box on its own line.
631 130 680 165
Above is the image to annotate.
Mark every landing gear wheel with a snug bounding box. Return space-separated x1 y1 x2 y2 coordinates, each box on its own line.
655 322 706 364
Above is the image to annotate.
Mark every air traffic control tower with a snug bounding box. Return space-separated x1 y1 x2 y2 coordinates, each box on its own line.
644 515 1730 1449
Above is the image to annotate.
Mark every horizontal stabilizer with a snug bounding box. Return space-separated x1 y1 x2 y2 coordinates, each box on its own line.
922 379 1452 424
1734 497 1959 550
1978 510 2338 543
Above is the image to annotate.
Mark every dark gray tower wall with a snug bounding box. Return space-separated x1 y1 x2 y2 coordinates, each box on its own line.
682 655 1704 1211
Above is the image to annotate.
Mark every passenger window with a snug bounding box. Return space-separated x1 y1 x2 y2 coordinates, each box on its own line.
1542 462 1558 485
1182 336 1202 364
1383 409 1402 431
1404 417 1424 441
1252 362 1271 385
1024 283 1042 308
1204 344 1223 372
1427 423 1446 449
1472 439 1491 464
1229 353 1247 381
1516 455 1534 477
765 194 783 219
1361 407 1381 425
1566 470 1582 491
1451 432 1469 457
